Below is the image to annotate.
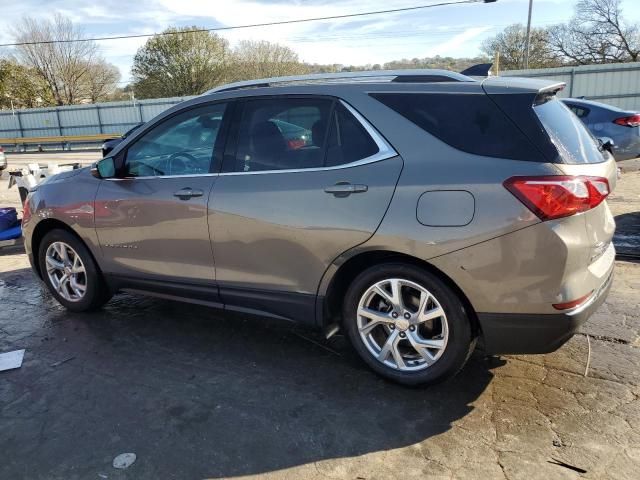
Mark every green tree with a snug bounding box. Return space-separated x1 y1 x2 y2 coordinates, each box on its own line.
383 55 490 72
132 27 229 98
0 58 54 109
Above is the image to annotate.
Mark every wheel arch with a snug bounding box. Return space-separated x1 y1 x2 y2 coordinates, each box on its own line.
318 249 480 337
30 219 100 280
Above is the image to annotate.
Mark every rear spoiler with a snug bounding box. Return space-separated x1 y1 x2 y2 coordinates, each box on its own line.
534 82 566 105
539 82 566 95
481 76 566 95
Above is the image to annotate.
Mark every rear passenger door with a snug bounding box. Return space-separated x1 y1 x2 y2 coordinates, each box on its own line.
208 96 403 323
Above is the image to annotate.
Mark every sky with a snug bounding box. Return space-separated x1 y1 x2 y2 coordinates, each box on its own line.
1 0 639 85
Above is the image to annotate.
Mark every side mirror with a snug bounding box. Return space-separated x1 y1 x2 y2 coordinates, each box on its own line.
91 157 116 179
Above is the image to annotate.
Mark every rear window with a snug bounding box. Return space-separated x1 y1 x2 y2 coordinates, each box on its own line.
370 92 540 161
534 98 603 164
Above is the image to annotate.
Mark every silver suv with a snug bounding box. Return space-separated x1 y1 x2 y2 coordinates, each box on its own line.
22 70 616 385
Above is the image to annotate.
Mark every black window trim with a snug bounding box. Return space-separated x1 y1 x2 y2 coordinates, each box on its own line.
109 99 234 180
219 94 397 176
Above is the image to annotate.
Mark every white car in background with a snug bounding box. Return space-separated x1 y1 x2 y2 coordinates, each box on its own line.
0 146 7 171
8 162 80 203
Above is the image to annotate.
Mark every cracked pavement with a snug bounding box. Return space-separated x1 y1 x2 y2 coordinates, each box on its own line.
0 160 639 479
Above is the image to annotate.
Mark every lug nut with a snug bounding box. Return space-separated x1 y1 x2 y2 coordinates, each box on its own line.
404 312 411 320
390 324 395 329
409 326 415 331
399 332 406 338
391 312 398 318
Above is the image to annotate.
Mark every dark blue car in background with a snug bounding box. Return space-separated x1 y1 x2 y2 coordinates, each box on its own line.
101 123 144 157
562 98 640 161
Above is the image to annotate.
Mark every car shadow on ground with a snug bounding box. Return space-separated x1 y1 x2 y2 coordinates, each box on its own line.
0 265 496 479
614 211 640 259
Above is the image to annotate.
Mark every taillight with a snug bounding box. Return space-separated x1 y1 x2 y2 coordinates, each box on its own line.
0 146 4 153
553 291 593 310
504 175 610 221
613 114 640 127
22 197 31 223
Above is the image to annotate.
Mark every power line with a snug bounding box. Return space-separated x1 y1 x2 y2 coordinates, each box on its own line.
0 0 491 48
103 19 557 60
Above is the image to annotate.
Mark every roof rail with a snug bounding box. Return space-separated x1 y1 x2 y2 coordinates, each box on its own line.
205 69 474 94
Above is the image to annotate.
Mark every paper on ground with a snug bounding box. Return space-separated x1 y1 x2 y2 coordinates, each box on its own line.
0 349 25 371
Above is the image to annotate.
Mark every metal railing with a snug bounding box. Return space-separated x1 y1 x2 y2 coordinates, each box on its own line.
0 134 120 151
0 96 194 149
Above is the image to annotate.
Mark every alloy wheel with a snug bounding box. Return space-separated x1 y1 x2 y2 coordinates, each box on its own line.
45 241 87 302
356 278 449 371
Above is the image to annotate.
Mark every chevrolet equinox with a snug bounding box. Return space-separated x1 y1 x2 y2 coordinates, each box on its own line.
22 70 616 385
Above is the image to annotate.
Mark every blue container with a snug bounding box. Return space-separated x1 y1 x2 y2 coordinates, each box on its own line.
0 207 18 232
0 225 21 241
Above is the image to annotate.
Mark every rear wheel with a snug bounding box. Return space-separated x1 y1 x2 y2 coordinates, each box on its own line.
343 263 474 386
38 229 111 312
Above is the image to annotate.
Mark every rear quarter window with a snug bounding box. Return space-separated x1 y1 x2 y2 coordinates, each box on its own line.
565 103 590 118
534 98 604 164
370 92 541 161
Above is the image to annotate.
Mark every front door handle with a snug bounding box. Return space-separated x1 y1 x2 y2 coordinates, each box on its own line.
173 187 204 200
324 182 368 197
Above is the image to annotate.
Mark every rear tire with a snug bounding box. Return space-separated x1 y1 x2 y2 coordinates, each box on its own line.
343 263 474 386
38 229 111 312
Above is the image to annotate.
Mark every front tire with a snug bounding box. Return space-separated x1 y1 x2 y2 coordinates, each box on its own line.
343 263 474 386
38 229 111 312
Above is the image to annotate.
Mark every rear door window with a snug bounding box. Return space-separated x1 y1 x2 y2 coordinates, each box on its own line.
370 92 540 161
534 98 603 164
225 97 382 173
230 97 332 172
325 103 379 166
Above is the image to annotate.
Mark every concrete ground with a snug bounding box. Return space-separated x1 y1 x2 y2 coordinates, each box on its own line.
1 154 639 480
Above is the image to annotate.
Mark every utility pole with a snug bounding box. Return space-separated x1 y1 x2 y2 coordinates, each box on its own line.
523 0 533 69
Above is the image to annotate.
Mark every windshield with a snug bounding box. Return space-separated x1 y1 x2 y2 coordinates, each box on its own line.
534 97 604 164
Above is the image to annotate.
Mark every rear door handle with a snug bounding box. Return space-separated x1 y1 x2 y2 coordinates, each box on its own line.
173 187 204 200
324 182 368 197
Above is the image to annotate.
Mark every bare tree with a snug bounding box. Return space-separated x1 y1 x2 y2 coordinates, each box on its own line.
229 40 309 81
13 13 104 105
547 0 640 64
481 24 560 70
83 59 120 103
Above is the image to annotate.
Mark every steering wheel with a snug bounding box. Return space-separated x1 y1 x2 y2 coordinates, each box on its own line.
168 152 200 175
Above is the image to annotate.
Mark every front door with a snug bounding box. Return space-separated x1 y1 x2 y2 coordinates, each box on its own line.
209 96 402 322
95 102 228 291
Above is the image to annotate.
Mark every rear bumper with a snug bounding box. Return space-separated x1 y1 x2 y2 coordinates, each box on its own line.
478 269 613 355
